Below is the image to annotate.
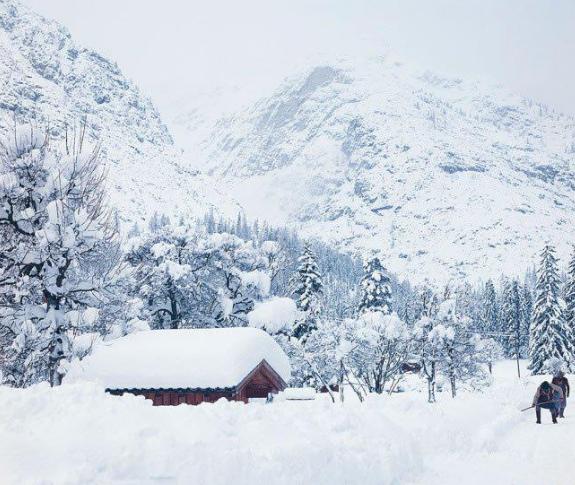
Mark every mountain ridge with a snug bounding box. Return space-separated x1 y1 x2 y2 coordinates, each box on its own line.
175 57 575 282
0 0 239 226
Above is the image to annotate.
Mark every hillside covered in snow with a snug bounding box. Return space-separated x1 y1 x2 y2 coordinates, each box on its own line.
0 0 238 225
175 58 575 282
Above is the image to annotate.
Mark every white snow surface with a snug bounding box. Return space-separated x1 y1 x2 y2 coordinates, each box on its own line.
65 328 291 389
248 297 301 334
1 360 573 484
281 387 317 401
239 269 271 296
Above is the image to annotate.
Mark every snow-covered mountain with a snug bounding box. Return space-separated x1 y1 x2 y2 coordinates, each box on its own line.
0 0 238 226
174 58 575 282
5 0 575 283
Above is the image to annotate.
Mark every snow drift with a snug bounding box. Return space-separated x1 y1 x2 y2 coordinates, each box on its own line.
1 361 574 485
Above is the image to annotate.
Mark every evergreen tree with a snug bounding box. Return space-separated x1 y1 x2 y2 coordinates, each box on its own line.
148 212 161 232
562 247 575 369
292 244 323 340
478 279 500 373
521 283 533 338
502 279 527 377
128 222 141 238
358 257 392 315
480 279 499 335
529 245 574 374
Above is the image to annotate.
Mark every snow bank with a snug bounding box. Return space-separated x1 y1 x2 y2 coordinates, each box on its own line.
65 327 290 389
0 382 420 485
281 387 316 400
248 297 301 333
2 361 574 484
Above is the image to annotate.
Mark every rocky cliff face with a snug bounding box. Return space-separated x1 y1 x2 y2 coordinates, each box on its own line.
0 0 237 225
180 57 575 281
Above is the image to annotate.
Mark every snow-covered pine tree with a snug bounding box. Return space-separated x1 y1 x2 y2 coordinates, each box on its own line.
291 244 323 340
480 280 499 336
521 283 533 338
358 257 392 315
562 247 575 370
500 280 514 356
502 279 527 377
529 245 574 374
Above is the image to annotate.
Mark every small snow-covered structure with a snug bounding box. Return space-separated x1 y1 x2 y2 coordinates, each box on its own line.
66 328 290 406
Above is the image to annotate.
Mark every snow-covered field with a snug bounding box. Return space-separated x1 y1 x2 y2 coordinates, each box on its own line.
1 360 572 485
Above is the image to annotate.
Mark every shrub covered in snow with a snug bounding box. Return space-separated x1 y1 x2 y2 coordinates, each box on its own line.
248 297 301 334
125 225 275 329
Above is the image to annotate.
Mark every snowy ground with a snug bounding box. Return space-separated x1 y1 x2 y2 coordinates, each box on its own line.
1 360 572 485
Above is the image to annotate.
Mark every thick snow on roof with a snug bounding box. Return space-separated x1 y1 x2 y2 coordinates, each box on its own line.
65 327 291 390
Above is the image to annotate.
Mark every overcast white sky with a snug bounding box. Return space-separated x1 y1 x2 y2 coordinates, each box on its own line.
21 0 575 116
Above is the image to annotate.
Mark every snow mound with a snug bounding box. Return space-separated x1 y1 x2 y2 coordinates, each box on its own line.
281 387 317 400
248 297 301 333
0 381 419 485
1 361 574 484
65 328 290 389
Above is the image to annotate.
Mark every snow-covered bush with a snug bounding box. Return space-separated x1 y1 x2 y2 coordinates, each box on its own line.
348 311 411 395
126 222 275 329
248 297 301 335
414 295 490 402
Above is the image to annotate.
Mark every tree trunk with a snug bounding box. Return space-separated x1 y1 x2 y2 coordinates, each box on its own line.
168 283 179 329
338 360 345 403
428 361 436 403
427 378 435 403
515 327 522 378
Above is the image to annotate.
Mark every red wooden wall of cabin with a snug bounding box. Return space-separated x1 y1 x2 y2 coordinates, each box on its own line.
113 360 286 406
140 390 234 406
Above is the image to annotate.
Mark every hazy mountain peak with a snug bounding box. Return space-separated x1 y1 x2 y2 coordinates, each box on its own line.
0 0 238 224
176 57 575 282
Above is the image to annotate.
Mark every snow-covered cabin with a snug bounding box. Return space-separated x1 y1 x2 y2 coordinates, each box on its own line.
66 328 290 405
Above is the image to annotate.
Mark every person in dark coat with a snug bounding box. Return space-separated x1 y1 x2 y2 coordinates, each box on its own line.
532 381 563 424
551 371 570 418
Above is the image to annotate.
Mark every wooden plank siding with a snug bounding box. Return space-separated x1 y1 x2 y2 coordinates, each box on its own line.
106 359 287 406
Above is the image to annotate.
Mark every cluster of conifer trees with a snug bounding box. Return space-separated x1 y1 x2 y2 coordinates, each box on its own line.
2 128 574 392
